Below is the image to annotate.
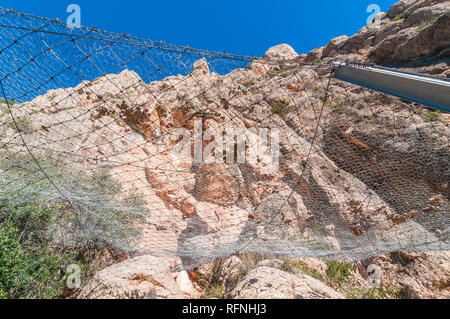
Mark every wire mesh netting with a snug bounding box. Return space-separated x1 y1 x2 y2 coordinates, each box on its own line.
0 8 448 270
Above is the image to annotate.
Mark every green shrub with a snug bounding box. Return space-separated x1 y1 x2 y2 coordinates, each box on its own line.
0 152 148 298
6 117 34 134
270 101 296 119
279 259 324 281
304 82 321 92
201 285 224 299
347 286 403 299
0 98 16 106
416 19 436 32
324 98 346 108
242 81 254 88
0 99 13 114
326 261 352 283
0 152 147 250
423 110 441 122
393 14 403 21
0 221 68 299
266 69 279 78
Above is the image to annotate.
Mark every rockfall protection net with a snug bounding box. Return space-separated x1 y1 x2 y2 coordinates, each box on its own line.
0 8 448 271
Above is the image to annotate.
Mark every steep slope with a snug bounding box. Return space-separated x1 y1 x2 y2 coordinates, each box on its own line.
0 0 448 299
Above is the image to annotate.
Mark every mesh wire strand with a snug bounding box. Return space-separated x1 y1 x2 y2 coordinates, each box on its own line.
0 8 448 270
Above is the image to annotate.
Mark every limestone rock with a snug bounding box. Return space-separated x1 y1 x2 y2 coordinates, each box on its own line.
369 251 450 299
256 259 284 268
404 2 450 27
322 35 349 58
215 256 244 288
305 47 324 62
392 12 450 62
78 255 186 299
175 270 201 298
3 0 449 300
264 44 299 61
194 163 240 205
192 58 210 78
229 267 343 299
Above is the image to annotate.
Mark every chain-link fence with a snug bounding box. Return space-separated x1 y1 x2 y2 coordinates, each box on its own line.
0 8 448 271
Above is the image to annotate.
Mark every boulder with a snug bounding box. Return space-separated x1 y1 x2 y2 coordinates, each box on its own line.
305 47 324 62
175 270 201 298
229 267 343 299
322 35 349 58
78 255 186 299
387 0 415 19
264 44 299 61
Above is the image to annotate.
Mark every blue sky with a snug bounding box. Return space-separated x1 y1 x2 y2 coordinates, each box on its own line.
1 0 397 56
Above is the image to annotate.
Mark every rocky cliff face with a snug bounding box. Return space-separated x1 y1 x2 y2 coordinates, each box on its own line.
317 0 450 70
1 0 449 299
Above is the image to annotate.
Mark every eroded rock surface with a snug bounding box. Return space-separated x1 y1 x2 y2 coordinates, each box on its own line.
1 0 448 300
78 255 190 299
229 267 343 299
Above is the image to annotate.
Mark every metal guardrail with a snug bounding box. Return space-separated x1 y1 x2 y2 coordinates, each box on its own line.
332 61 450 113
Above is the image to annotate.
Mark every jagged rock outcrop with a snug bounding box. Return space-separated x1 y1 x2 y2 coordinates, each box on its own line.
381 251 450 298
319 0 450 68
305 47 324 62
322 35 349 58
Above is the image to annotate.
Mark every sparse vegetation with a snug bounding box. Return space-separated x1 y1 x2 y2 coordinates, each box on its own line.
6 117 34 134
324 97 346 108
197 258 228 299
423 110 441 122
267 69 280 78
201 285 224 299
0 152 148 299
195 253 415 300
278 259 324 281
242 80 254 88
416 19 436 32
347 286 404 299
313 58 322 64
237 253 271 274
0 98 16 105
304 82 321 92
0 99 16 114
270 100 296 118
198 253 274 299
326 261 352 283
0 220 72 299
249 86 261 94
393 14 403 22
